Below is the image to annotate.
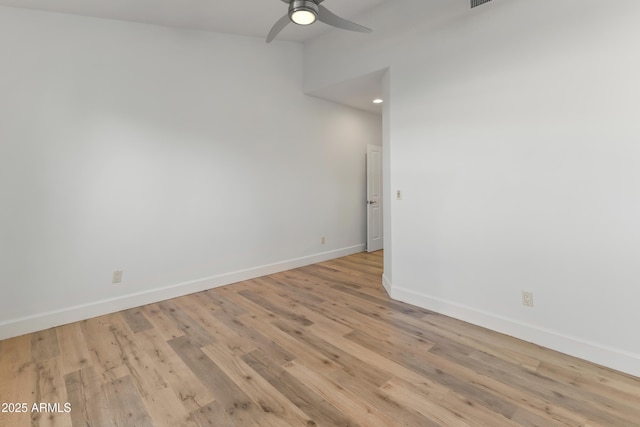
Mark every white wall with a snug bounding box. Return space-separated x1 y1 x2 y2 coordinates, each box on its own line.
305 0 640 376
0 6 381 338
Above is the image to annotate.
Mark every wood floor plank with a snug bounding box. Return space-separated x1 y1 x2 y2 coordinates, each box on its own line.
327 368 441 427
268 271 410 336
379 380 471 427
345 329 520 420
0 336 34 427
241 349 360 427
202 291 247 318
32 358 67 414
103 375 154 427
330 283 427 318
271 268 419 332
139 305 185 342
172 291 257 357
294 264 388 299
2 251 640 427
417 313 542 372
239 313 341 375
56 322 92 376
237 287 314 327
134 328 215 412
510 406 566 427
282 360 397 427
439 390 526 427
307 322 448 398
536 360 640 411
65 366 116 427
464 348 639 426
31 329 60 362
31 357 71 427
255 274 327 305
191 399 240 427
272 319 392 389
324 257 382 277
201 343 313 426
105 314 201 426
82 315 130 382
0 333 32 380
371 334 591 426
204 293 295 366
313 295 436 349
231 277 354 338
167 336 270 427
120 308 154 334
157 300 215 347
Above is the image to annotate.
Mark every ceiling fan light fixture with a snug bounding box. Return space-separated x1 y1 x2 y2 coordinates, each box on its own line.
267 0 371 43
289 1 319 26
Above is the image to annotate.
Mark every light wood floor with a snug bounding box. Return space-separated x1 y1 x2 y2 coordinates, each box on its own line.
1 251 640 426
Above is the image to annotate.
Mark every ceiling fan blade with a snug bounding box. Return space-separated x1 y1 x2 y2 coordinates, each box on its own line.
317 5 371 33
267 14 291 43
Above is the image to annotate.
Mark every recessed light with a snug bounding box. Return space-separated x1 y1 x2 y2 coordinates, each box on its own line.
373 99 384 104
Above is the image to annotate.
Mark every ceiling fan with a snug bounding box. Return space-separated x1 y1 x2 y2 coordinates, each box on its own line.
267 0 372 43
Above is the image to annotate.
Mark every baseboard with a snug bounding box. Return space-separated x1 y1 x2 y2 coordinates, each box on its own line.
390 284 640 378
0 244 365 341
381 273 392 296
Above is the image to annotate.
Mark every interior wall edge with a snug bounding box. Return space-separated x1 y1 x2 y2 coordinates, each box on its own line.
389 284 640 379
381 273 392 296
0 244 365 341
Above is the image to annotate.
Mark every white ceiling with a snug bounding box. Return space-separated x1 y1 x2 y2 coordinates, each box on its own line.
0 0 387 114
0 0 387 43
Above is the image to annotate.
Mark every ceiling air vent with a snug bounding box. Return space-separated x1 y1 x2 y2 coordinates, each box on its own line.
471 0 493 8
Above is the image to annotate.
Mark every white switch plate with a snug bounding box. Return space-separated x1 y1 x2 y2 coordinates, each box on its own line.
112 270 123 284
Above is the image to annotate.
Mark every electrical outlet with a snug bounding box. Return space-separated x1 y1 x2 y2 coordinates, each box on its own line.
522 291 534 307
396 190 402 200
112 270 123 284
321 237 326 245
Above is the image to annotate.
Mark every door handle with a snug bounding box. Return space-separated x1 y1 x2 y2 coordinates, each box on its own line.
367 200 377 205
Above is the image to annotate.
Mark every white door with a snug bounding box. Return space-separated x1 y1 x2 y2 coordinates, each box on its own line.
366 145 383 252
